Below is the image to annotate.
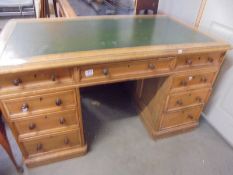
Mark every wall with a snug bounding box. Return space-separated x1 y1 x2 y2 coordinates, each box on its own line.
158 0 202 25
159 0 233 146
199 0 233 147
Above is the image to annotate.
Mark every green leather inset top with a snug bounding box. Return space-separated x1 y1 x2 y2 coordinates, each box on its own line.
0 16 214 63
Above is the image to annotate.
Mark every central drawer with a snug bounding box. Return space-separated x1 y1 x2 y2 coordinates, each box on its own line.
166 88 210 111
21 129 81 157
2 90 77 117
80 57 175 83
13 109 79 136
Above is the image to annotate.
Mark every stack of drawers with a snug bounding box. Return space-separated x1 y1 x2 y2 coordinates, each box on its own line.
159 52 223 133
0 67 86 167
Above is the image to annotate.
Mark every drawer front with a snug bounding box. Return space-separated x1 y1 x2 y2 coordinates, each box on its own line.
22 129 81 156
161 106 202 130
176 52 223 69
80 57 175 82
14 109 78 136
171 71 216 90
0 68 74 92
3 90 76 117
166 88 210 111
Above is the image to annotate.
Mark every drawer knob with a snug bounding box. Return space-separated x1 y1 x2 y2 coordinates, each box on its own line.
180 80 187 86
29 123 36 130
36 143 43 152
64 137 70 145
102 68 109 76
59 117 66 125
196 97 202 102
208 57 214 63
148 63 155 70
51 73 57 81
21 103 29 112
55 98 62 106
200 77 207 83
186 59 193 65
176 100 183 105
12 78 22 86
188 115 194 120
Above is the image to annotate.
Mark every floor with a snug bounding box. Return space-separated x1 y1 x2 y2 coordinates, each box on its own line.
0 83 233 175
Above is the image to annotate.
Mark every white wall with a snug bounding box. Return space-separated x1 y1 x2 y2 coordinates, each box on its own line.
199 0 233 147
159 0 233 146
158 0 202 25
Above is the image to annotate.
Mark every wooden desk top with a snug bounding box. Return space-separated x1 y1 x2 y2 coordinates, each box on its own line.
0 15 229 74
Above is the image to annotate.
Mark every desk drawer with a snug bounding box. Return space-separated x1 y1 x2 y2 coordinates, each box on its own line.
80 57 175 83
176 52 223 69
0 68 74 93
21 129 81 156
166 88 210 111
161 106 202 130
14 109 78 136
171 71 216 90
3 90 76 117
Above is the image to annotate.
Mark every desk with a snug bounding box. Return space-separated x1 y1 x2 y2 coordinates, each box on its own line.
0 15 229 167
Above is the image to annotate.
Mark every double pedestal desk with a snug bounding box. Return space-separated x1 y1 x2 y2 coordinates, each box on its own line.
0 16 229 167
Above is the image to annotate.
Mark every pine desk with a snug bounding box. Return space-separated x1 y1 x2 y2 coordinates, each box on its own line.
0 15 230 167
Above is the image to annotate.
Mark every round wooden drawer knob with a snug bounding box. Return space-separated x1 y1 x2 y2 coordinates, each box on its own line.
59 117 66 125
200 77 207 83
36 143 43 152
180 80 187 86
55 98 62 106
148 63 155 70
29 123 36 130
102 68 109 76
21 103 29 112
176 100 183 105
64 137 70 145
196 97 202 102
208 57 214 63
188 115 194 120
12 78 22 86
51 73 57 81
186 59 193 65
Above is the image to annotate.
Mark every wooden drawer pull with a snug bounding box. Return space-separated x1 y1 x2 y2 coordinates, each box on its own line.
36 143 43 152
12 78 22 86
187 115 194 120
29 123 36 130
148 63 155 70
64 137 69 145
21 103 29 112
102 68 109 76
180 80 188 86
55 98 62 106
176 100 183 105
59 117 66 125
186 59 193 65
51 73 57 81
200 77 207 83
208 57 214 63
196 97 202 102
